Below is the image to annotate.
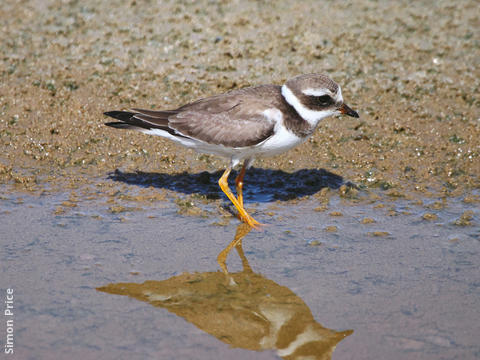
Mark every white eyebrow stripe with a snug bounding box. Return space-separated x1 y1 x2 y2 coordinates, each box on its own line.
301 88 332 97
336 86 343 103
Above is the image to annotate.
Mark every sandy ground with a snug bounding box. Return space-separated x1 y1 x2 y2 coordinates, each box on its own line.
0 0 479 204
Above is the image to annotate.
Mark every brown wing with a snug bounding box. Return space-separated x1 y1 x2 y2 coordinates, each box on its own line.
169 85 281 147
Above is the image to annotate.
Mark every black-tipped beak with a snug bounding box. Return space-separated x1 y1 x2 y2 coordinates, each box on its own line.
339 103 359 118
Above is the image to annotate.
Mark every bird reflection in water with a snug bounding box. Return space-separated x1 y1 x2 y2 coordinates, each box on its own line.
97 224 352 359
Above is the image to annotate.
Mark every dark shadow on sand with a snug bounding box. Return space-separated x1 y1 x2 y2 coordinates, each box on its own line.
108 167 344 202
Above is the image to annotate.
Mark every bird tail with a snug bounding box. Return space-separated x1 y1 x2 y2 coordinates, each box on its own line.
104 109 188 138
104 108 174 130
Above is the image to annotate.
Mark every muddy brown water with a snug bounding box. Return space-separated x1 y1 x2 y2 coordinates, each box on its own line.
1 0 480 359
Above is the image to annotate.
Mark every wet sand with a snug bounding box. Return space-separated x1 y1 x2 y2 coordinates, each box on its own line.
1 0 480 359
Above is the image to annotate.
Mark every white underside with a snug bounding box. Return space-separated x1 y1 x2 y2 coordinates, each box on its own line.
141 108 306 167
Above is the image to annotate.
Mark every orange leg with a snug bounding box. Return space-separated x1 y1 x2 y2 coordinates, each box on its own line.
219 167 261 229
235 163 247 208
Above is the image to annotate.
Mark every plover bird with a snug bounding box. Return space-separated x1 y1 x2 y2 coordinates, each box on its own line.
104 73 359 228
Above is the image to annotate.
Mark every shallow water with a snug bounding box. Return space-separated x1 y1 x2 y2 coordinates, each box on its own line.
1 191 478 359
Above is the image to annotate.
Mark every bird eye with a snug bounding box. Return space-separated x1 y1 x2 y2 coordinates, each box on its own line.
316 95 333 106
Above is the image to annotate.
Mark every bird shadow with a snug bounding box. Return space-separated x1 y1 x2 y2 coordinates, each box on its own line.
108 167 344 203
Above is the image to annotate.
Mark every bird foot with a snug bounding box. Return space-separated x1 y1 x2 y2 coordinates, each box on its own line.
238 212 264 230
